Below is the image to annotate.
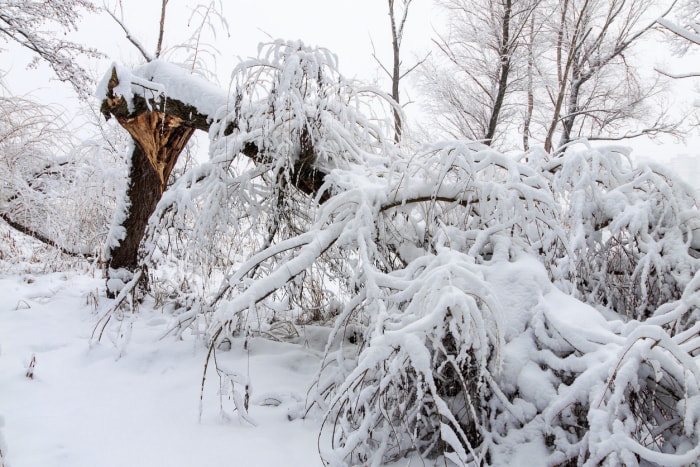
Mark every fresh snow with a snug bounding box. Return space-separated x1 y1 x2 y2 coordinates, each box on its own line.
0 272 327 467
97 60 231 121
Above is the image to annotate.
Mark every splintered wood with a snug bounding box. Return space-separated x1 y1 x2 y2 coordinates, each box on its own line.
116 111 194 191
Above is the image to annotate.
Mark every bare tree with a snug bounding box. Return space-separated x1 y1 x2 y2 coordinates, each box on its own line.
420 0 540 147
421 0 680 151
372 0 425 142
0 0 103 98
542 0 678 152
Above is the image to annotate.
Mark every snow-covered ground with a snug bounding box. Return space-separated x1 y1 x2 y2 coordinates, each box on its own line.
0 271 331 467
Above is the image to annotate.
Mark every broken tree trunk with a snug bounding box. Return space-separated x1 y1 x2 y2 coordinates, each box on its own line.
100 67 203 296
99 64 328 297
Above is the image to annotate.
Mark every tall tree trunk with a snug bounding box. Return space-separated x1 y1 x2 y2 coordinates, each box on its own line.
484 0 512 146
105 111 195 297
105 143 161 296
523 12 535 151
557 74 582 149
391 32 402 143
389 0 404 143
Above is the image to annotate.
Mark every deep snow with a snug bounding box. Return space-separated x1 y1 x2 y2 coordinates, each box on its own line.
0 271 330 467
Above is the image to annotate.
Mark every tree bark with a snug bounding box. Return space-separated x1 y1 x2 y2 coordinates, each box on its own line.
484 0 512 146
100 65 329 296
106 143 161 277
105 121 194 297
523 12 535 151
389 0 403 143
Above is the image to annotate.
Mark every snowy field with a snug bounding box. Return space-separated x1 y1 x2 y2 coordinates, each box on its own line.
2 27 700 466
0 271 331 467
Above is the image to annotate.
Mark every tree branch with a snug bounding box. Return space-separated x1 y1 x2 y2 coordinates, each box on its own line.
0 212 96 258
155 0 168 58
654 67 700 80
105 8 154 62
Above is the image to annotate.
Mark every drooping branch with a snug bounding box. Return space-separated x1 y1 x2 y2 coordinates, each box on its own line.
99 64 330 197
0 212 95 258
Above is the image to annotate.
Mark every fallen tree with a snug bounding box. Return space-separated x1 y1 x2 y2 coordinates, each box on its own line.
99 55 333 296
94 41 700 465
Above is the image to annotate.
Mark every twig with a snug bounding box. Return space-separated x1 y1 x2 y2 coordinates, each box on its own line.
105 8 154 62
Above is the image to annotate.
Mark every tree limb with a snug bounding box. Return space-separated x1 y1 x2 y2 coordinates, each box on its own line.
654 67 700 80
105 8 154 62
0 212 96 258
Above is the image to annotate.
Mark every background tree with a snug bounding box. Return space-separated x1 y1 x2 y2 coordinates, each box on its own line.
0 88 128 267
373 0 424 142
541 0 679 152
0 0 102 98
0 0 116 264
420 0 680 151
419 0 540 146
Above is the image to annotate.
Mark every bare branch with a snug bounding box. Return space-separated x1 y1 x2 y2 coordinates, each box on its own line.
0 2 104 98
399 51 431 80
655 67 700 79
0 212 96 258
105 8 154 62
657 16 700 45
370 36 393 79
155 0 168 59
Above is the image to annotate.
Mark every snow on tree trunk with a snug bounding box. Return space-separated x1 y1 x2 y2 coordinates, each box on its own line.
100 66 197 296
104 142 180 296
94 41 700 466
98 60 331 296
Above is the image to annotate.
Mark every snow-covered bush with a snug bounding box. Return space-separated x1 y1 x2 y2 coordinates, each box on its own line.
534 143 700 321
94 40 700 465
316 250 504 465
0 93 126 272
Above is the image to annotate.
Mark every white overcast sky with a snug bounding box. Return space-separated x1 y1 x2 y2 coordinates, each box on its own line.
3 0 699 162
6 1 437 102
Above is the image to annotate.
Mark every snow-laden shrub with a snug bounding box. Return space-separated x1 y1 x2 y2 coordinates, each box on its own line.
533 142 700 321
0 93 126 272
309 143 700 464
520 286 700 466
94 41 700 465
318 250 504 465
302 143 548 464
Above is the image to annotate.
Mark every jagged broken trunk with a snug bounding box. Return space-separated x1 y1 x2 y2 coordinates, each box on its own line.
106 121 194 296
98 63 327 297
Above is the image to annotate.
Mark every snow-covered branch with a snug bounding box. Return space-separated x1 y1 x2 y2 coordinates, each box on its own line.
0 0 104 98
90 40 700 466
